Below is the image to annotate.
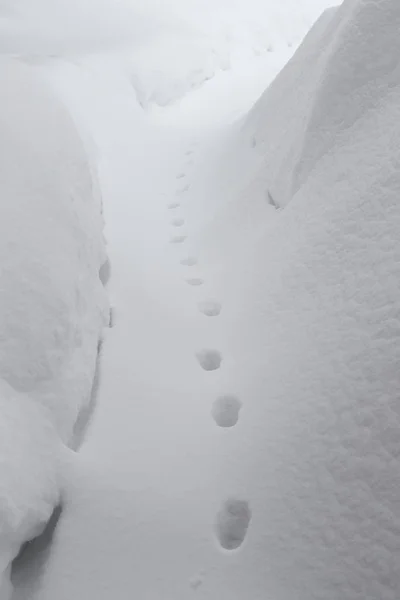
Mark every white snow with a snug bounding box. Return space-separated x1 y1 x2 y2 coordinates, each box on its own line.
0 58 108 595
2 0 400 598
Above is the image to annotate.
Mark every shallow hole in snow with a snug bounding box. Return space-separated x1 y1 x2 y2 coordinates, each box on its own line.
176 173 186 179
177 184 190 195
196 349 222 371
180 256 197 266
186 278 204 286
198 301 221 317
168 202 180 209
172 218 185 227
215 499 251 551
212 395 241 427
170 235 187 244
109 307 115 328
190 576 203 590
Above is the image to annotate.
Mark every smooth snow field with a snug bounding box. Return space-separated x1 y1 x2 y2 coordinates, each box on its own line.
1 0 400 599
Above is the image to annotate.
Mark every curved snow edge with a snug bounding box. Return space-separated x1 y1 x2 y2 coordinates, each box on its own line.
0 58 109 597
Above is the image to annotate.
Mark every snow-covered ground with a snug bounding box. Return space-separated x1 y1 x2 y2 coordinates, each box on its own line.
2 0 400 598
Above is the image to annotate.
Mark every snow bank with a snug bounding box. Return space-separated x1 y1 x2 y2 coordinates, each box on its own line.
190 0 400 597
0 0 335 108
0 57 108 595
241 5 339 208
124 0 337 108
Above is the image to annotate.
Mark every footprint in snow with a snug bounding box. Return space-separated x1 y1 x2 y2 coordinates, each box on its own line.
177 184 190 195
171 218 185 227
176 173 186 180
186 278 204 286
168 202 180 209
170 235 187 244
196 349 222 372
215 499 251 551
180 257 197 266
212 395 242 428
198 301 221 317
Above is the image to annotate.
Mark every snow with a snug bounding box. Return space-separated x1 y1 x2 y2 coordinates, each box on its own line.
2 0 400 598
0 58 108 595
0 380 61 600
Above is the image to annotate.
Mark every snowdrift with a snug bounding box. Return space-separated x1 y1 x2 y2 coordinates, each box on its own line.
0 58 108 597
0 0 334 109
191 0 400 597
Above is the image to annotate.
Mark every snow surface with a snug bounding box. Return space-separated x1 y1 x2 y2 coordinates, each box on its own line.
0 58 108 596
0 0 333 107
3 0 400 598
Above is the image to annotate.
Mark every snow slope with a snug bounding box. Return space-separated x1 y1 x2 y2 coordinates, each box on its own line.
0 0 335 108
188 0 400 597
0 58 108 597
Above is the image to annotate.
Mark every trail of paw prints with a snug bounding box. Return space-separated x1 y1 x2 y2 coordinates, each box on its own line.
169 141 249 558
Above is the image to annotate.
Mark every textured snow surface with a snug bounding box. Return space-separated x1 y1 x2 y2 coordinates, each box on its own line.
4 0 400 599
192 1 400 597
0 0 334 107
0 58 108 595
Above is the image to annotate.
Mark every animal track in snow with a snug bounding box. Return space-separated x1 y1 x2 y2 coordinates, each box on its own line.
185 149 194 156
198 301 221 317
172 218 185 227
168 202 180 209
212 395 242 428
170 235 187 244
177 184 190 195
109 307 115 328
215 499 251 551
196 349 222 372
180 257 197 266
186 278 204 286
190 577 203 591
176 173 186 179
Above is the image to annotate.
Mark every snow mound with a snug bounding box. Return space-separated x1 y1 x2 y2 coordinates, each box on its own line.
0 381 61 600
125 0 336 108
126 32 229 109
191 0 400 597
0 0 335 108
0 57 108 594
0 58 108 440
242 5 339 208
